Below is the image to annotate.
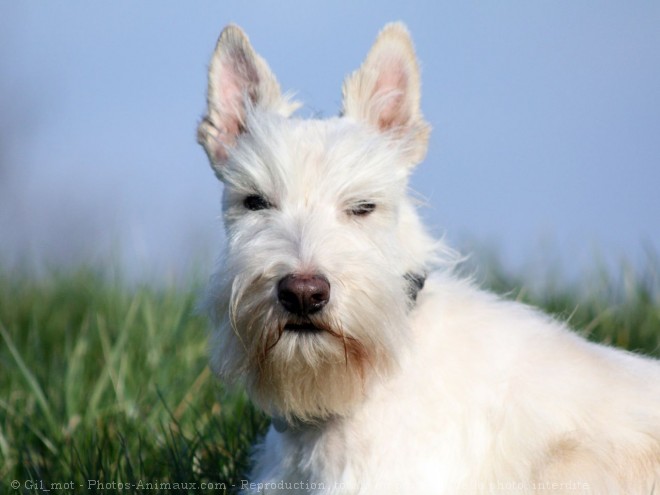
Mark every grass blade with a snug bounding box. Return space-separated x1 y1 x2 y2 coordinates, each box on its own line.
0 322 59 445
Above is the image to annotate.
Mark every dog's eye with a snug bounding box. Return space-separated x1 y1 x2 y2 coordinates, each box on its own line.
243 194 271 211
349 202 376 216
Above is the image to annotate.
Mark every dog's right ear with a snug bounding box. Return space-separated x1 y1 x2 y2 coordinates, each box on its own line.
197 25 299 174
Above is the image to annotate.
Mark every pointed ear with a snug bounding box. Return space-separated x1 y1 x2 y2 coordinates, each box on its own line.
342 23 430 165
197 24 300 173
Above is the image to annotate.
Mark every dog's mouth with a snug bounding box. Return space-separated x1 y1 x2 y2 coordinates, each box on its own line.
284 319 323 333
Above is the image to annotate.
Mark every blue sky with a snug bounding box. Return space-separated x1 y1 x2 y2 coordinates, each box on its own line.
1 1 659 282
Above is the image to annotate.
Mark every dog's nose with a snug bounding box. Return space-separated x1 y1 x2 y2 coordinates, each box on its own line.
277 274 330 316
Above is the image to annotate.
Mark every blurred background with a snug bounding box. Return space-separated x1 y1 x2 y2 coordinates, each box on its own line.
1 1 658 284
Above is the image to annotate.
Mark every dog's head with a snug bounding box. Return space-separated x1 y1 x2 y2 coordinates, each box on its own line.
198 24 440 422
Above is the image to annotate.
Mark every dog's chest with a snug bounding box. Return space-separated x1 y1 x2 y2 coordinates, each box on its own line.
252 381 487 494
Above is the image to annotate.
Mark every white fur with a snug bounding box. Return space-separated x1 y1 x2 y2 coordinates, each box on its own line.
198 23 660 494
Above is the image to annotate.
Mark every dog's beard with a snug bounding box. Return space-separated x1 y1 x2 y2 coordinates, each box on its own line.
209 271 409 422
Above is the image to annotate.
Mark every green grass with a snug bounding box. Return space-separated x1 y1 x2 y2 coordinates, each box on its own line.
0 260 658 494
0 267 268 494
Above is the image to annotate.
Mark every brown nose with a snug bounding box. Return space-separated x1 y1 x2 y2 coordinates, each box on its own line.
277 274 330 316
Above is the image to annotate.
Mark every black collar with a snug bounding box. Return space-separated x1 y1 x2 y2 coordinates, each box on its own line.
404 272 426 303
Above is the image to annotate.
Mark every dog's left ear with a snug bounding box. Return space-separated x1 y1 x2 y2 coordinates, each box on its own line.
342 23 430 165
198 24 300 175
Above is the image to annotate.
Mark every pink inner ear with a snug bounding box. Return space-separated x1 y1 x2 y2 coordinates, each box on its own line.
220 53 258 129
217 82 241 130
202 67 247 162
373 61 410 131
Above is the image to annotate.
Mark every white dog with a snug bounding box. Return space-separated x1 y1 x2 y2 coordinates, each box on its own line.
197 22 660 494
